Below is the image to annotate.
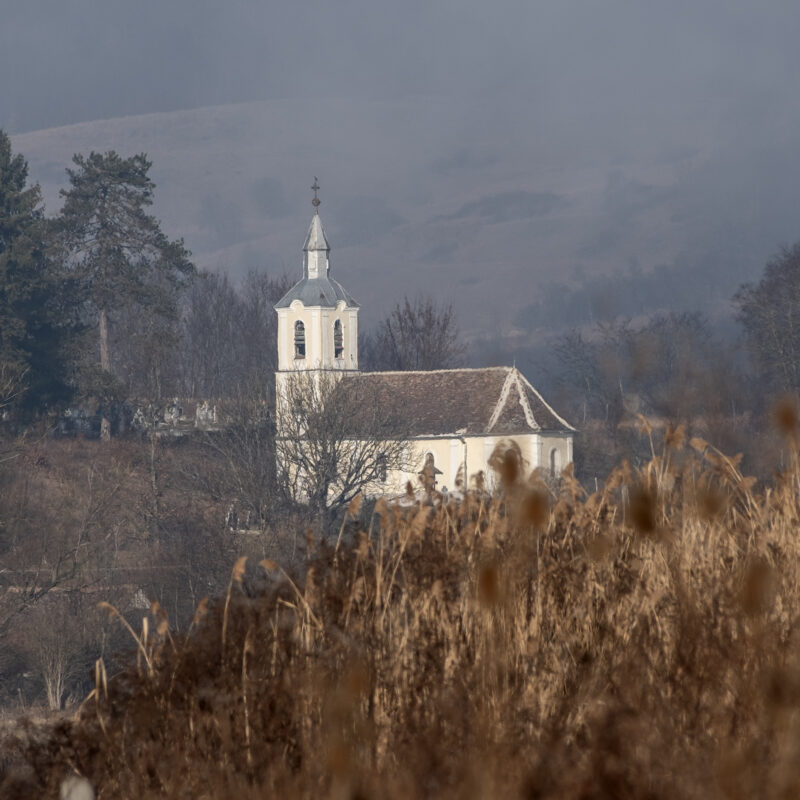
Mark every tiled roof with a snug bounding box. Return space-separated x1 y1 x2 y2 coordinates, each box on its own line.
340 367 574 437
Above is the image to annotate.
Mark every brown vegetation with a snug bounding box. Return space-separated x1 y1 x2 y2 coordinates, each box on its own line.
5 427 800 797
0 432 308 720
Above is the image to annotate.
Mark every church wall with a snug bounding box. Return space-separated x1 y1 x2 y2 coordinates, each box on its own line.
277 307 318 370
332 307 357 369
347 309 358 369
276 309 291 371
536 433 573 479
372 438 460 495
377 432 573 496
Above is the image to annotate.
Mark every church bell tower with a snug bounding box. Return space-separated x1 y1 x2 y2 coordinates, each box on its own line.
274 180 360 386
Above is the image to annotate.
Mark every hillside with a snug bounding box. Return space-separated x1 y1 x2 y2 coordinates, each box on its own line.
12 99 800 334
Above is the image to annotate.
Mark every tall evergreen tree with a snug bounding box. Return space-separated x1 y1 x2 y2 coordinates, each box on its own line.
58 151 193 439
0 130 72 415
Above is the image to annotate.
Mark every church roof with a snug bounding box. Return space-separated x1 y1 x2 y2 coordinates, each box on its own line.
340 366 574 437
274 275 359 309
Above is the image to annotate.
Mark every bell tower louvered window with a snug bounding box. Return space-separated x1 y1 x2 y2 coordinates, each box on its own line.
294 321 306 358
333 319 343 359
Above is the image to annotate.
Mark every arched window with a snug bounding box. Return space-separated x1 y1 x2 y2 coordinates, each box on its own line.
294 321 306 359
333 319 343 359
550 447 560 478
377 453 388 483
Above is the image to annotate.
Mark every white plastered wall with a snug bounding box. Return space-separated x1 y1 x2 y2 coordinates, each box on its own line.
277 301 358 373
374 432 573 496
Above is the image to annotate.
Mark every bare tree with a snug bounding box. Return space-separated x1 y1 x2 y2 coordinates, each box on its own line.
179 269 292 402
0 363 27 415
0 443 127 638
551 313 730 425
197 389 277 532
360 295 465 371
276 372 409 529
26 596 84 710
179 271 242 398
110 283 184 402
237 270 293 401
734 243 800 394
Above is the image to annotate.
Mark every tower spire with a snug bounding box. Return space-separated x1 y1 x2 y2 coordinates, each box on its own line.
311 177 321 214
303 180 330 278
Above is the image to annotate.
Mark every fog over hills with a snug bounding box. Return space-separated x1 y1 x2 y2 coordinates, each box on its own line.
11 94 800 337
7 2 800 339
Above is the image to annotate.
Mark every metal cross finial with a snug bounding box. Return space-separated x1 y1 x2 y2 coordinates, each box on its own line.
311 177 321 212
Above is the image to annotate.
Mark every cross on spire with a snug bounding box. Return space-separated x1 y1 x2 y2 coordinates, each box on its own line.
311 177 321 213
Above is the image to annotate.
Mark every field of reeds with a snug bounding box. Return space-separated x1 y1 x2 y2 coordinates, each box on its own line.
5 423 800 798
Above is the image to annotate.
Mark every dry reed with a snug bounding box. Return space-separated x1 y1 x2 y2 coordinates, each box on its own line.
6 428 800 798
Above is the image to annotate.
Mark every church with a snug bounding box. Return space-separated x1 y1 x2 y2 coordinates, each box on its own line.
274 187 574 498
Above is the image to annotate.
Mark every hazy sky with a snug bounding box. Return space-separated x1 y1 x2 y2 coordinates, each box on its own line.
4 1 800 137
5 1 800 335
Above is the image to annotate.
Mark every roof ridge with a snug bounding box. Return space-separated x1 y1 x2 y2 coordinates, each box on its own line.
487 368 516 432
514 369 538 430
357 366 511 378
516 371 577 432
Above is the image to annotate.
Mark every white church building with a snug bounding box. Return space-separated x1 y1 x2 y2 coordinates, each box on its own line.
274 189 574 496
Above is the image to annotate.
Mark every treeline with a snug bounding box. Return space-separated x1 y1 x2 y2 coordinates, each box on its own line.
520 245 800 482
4 119 800 485
0 131 463 437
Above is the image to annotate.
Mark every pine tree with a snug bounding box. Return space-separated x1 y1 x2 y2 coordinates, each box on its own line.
58 151 193 439
0 130 72 415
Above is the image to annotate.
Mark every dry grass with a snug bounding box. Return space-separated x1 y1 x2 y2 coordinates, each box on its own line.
7 426 800 798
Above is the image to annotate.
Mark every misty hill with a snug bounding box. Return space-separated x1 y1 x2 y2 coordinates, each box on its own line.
12 98 800 336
